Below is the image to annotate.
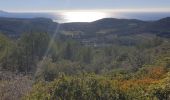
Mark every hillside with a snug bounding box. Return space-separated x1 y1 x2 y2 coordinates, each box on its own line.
60 17 170 37
0 17 170 100
1 17 170 39
0 17 58 37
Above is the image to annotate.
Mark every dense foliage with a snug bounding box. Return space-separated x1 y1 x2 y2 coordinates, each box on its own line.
25 66 170 100
0 25 170 99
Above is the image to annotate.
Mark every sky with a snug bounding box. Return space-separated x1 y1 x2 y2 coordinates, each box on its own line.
0 0 170 12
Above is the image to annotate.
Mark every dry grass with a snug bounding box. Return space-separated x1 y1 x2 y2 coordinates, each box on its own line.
0 71 33 100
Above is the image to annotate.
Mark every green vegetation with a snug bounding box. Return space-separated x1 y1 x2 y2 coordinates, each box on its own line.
25 66 170 100
0 17 170 100
0 31 169 100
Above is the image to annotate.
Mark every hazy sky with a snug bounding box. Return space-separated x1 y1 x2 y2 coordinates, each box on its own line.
0 0 170 12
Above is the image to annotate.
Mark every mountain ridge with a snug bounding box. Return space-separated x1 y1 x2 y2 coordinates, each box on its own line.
0 17 169 38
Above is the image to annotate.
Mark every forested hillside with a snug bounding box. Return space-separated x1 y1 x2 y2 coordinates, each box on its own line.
1 17 170 38
0 17 58 37
0 17 170 100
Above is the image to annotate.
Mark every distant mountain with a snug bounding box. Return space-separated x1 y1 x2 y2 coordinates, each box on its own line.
144 17 170 38
60 17 170 37
1 10 170 22
0 17 170 38
0 10 61 21
149 17 170 30
0 17 58 37
0 10 7 14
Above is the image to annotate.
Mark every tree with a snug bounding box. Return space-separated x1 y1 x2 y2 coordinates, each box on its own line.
82 47 93 64
64 42 73 60
16 32 50 73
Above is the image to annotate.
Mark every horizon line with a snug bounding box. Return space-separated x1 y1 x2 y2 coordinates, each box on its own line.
2 8 170 13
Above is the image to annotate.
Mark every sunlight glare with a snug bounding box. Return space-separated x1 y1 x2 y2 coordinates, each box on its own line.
61 11 107 22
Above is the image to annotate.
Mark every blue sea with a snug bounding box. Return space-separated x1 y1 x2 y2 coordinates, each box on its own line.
0 11 170 23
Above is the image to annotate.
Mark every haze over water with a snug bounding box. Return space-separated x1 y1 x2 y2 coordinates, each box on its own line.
0 0 170 23
53 11 170 23
0 10 170 23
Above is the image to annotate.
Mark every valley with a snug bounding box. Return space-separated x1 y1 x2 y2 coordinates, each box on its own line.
0 17 170 100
